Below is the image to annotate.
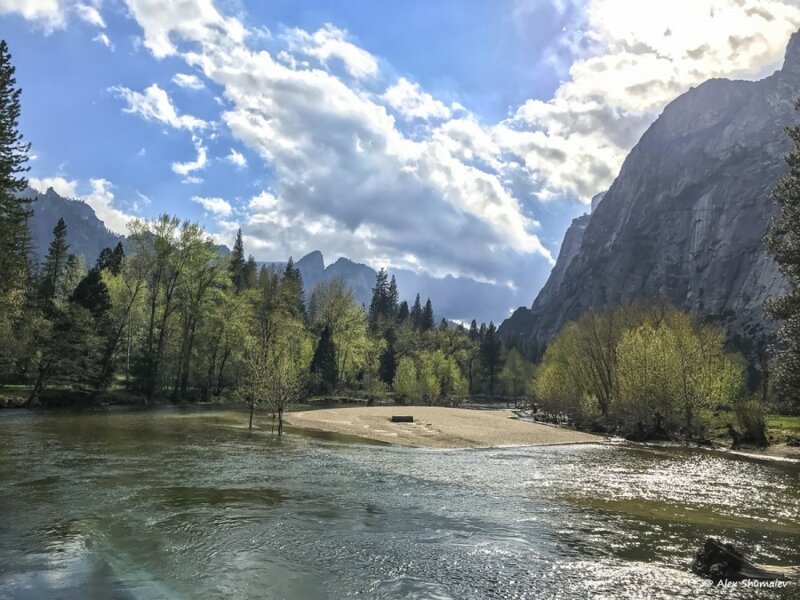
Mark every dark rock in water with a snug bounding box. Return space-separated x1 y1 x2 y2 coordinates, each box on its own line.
500 31 800 369
692 538 800 582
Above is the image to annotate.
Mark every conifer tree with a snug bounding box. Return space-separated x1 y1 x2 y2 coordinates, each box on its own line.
281 256 305 318
229 228 246 293
96 242 125 275
469 319 479 341
310 325 337 393
397 300 410 324
479 322 503 396
421 298 435 331
244 255 258 290
767 101 800 406
368 268 389 332
0 40 31 311
38 218 70 307
410 294 423 330
388 275 399 317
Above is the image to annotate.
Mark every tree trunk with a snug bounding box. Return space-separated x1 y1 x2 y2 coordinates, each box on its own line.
248 401 254 431
277 407 284 436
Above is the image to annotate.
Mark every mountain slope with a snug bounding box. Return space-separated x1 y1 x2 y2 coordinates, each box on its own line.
22 186 122 267
500 31 800 360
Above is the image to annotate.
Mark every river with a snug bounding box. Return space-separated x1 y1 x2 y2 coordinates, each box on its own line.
0 407 798 599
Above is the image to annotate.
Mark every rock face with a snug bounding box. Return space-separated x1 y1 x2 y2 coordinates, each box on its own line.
500 32 800 362
23 186 123 267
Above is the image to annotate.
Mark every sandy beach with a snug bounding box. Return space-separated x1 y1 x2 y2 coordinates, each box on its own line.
285 406 604 448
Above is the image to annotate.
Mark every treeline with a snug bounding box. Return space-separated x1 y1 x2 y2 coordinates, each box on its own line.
0 213 532 414
532 302 763 441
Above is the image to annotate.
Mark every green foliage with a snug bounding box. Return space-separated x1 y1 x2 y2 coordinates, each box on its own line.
766 101 800 408
310 325 337 393
479 322 503 396
500 349 533 399
534 303 746 436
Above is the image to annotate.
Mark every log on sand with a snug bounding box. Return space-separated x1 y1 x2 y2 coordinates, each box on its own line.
692 538 800 582
390 415 414 423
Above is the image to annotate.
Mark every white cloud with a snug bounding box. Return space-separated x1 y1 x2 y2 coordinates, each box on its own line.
172 72 205 90
29 176 78 198
382 78 454 121
192 195 232 217
0 0 65 32
30 175 133 234
171 136 208 176
500 0 800 201
75 2 104 27
84 178 133 234
93 32 112 49
226 148 246 168
286 23 379 79
110 83 208 131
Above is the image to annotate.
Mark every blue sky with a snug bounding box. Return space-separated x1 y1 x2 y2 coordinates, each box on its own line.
2 0 798 316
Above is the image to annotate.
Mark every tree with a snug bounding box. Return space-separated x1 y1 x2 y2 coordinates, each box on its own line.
243 255 258 290
421 298 435 331
479 322 503 396
280 256 305 319
368 268 389 332
766 101 800 408
38 218 70 308
500 349 532 401
96 242 125 275
397 300 409 324
310 325 337 393
410 294 422 330
229 228 246 293
393 356 417 404
0 40 31 330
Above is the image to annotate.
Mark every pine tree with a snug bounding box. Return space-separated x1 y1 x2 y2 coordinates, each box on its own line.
469 319 479 341
397 300 410 324
388 275 399 317
479 322 503 396
368 268 389 332
310 325 337 393
0 40 31 317
421 298 435 331
96 241 124 275
410 294 423 330
767 101 800 406
281 256 305 318
229 229 246 293
243 255 258 290
38 218 70 307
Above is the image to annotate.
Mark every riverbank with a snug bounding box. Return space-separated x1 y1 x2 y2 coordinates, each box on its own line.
284 406 604 448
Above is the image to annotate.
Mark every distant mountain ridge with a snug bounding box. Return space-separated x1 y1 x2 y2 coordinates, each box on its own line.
22 186 123 269
499 31 800 365
23 185 514 322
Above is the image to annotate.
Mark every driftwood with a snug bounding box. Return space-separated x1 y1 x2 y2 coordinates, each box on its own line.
692 538 800 582
390 415 414 423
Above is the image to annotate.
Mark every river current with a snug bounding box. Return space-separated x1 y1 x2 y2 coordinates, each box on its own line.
0 407 798 599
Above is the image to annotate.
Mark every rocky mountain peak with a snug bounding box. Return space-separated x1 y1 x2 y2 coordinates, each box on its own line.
783 30 800 73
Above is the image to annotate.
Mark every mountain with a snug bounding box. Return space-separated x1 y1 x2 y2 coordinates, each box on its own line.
22 186 123 267
499 31 800 364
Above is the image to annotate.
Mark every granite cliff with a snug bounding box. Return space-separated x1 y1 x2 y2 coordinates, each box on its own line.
499 32 800 364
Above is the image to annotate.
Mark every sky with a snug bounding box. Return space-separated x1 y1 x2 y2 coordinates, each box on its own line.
2 0 799 316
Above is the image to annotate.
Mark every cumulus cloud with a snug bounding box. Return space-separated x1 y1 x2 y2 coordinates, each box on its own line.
286 23 379 79
75 2 104 28
84 178 133 234
110 83 208 131
382 78 455 121
191 195 232 217
171 135 208 176
172 72 205 90
0 0 65 31
30 176 133 234
226 148 246 168
500 0 800 201
29 175 78 198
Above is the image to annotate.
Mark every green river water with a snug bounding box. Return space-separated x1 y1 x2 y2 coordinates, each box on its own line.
0 406 798 599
